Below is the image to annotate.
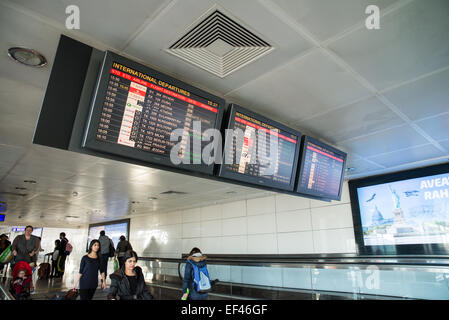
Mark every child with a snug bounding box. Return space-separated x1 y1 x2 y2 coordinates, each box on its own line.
10 261 33 300
51 240 60 278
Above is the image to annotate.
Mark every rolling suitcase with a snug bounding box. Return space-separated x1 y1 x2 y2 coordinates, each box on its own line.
38 254 51 280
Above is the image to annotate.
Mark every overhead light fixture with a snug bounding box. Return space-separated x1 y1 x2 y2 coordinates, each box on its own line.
7 47 47 67
23 180 37 184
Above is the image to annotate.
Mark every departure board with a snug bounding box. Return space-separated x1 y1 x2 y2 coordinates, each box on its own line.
296 136 346 200
83 51 224 174
218 104 301 191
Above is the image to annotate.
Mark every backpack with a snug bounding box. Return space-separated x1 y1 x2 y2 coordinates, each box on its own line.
65 242 73 255
108 239 115 258
187 260 211 293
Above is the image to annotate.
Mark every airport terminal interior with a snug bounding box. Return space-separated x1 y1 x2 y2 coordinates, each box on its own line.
1 0 449 301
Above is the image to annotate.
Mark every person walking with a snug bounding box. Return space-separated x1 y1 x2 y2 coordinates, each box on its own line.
56 232 68 278
115 235 133 269
181 247 211 300
98 230 114 278
50 240 60 278
11 226 40 270
73 239 106 300
107 250 152 300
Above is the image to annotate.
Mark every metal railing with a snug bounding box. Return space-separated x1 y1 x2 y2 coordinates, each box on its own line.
0 280 14 300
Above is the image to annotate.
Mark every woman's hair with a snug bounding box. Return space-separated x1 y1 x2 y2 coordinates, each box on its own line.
119 235 126 241
87 239 102 264
123 250 138 267
25 225 33 231
189 247 202 256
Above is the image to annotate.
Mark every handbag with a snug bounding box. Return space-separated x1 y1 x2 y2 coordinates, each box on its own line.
113 257 119 271
65 289 79 300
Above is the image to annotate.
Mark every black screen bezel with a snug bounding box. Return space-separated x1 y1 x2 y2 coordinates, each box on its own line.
295 136 347 201
218 104 301 192
349 163 449 256
82 51 225 175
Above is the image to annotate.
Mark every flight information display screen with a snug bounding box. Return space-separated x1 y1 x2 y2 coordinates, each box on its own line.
83 51 224 175
218 104 301 191
296 136 346 200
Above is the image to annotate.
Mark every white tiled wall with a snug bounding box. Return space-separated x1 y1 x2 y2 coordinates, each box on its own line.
128 181 356 258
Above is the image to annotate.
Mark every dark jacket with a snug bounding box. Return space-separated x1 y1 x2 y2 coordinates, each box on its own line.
182 255 208 300
116 240 132 257
108 266 153 300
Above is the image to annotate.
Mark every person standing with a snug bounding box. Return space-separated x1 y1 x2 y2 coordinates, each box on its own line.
50 240 60 278
11 226 40 270
98 230 114 278
56 232 68 278
107 250 152 300
115 235 133 269
73 239 106 300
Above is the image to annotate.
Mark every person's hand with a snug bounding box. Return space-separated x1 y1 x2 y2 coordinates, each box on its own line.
102 281 106 290
29 251 35 257
12 250 17 256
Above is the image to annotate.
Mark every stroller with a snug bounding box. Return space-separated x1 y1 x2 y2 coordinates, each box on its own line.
9 261 33 300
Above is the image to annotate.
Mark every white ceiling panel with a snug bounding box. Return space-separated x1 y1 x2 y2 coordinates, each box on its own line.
0 144 27 169
337 124 429 158
0 3 56 89
345 157 385 177
12 0 171 49
296 96 404 144
226 49 372 124
328 0 449 90
274 0 399 42
439 139 449 152
124 0 313 94
414 112 449 142
382 68 449 121
366 144 445 168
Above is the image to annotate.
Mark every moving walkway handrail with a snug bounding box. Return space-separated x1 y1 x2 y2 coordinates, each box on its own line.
140 254 449 270
0 281 15 300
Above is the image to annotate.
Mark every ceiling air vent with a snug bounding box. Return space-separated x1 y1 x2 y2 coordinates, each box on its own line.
167 10 274 78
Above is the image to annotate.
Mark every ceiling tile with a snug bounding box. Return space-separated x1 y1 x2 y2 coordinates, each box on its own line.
226 49 371 123
337 124 429 158
296 96 404 144
367 144 445 167
12 0 171 49
328 0 449 90
415 112 449 141
345 157 384 177
383 68 449 121
275 0 399 42
124 0 313 94
0 4 57 89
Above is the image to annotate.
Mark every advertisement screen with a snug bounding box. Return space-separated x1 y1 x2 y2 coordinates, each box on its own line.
87 220 129 251
357 173 449 246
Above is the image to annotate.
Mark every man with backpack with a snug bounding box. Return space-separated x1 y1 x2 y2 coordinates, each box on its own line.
182 247 211 300
99 230 115 279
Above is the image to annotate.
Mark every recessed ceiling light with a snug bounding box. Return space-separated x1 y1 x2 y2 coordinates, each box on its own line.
8 47 47 67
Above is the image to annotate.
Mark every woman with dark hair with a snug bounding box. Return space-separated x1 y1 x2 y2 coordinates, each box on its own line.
108 250 153 300
73 239 106 300
115 235 133 269
182 247 210 300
